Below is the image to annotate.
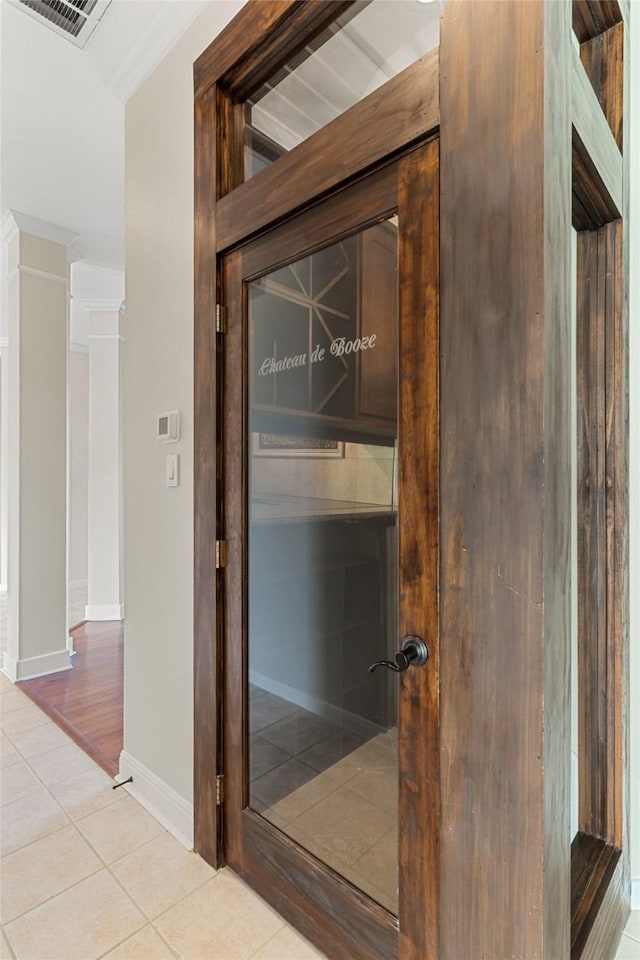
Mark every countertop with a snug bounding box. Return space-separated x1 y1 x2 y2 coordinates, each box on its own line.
251 494 396 524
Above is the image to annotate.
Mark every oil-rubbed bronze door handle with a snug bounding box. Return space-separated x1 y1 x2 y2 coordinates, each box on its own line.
368 635 429 674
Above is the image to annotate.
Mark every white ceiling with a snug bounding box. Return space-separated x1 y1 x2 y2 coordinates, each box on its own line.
0 0 208 269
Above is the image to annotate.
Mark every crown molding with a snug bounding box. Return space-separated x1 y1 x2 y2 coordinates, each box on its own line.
108 2 206 102
2 210 78 250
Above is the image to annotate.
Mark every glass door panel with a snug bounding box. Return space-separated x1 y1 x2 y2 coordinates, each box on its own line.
247 220 399 913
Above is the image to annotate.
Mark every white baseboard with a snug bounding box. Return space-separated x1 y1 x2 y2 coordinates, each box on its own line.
2 646 73 682
118 750 193 850
250 670 384 741
85 603 124 621
632 877 640 911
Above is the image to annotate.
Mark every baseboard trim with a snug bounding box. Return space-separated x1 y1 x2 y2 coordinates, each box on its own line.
118 750 193 850
249 670 384 741
85 603 124 621
632 877 640 911
2 647 73 682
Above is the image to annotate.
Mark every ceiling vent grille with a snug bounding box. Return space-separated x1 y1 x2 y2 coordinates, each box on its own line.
11 0 112 48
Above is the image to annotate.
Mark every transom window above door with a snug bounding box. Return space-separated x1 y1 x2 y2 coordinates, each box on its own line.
244 0 442 180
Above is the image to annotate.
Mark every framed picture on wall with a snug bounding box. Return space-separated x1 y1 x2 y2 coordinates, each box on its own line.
252 433 345 458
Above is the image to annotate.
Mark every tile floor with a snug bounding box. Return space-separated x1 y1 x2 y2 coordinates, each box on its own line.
0 674 325 960
1 670 638 959
249 686 398 912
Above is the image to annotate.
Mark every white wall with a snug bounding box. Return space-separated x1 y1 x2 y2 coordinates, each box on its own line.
68 350 88 585
123 0 242 831
0 1 124 268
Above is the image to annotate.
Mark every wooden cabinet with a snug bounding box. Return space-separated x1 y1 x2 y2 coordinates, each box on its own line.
249 222 398 444
358 221 398 424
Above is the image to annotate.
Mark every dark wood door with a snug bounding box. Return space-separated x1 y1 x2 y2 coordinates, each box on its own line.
221 140 439 960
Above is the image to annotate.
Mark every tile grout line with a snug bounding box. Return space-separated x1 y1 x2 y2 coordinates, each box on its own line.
2 689 242 960
106 838 222 929
1 691 150 944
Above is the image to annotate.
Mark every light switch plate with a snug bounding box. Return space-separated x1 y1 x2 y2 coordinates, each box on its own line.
166 454 179 487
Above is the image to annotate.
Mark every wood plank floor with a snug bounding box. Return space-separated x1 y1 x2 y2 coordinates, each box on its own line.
18 620 123 777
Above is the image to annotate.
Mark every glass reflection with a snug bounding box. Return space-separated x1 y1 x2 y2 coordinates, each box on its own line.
247 220 399 913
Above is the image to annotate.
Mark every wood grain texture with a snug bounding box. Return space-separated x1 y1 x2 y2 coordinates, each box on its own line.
580 861 627 960
236 163 397 280
216 87 244 198
543 3 573 957
215 51 439 253
576 222 625 858
397 140 439 960
572 46 623 220
572 133 621 231
18 621 123 777
358 222 397 423
194 0 354 101
576 228 607 840
571 833 622 959
221 246 244 874
194 0 297 99
602 220 624 849
571 12 630 947
572 0 622 43
580 23 624 151
439 2 570 957
194 83 221 868
241 813 398 960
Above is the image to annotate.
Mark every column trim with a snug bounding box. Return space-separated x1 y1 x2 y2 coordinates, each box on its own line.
2 647 73 682
12 265 69 285
85 603 124 621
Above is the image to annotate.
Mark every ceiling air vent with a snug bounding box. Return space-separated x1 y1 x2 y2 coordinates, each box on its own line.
12 0 112 48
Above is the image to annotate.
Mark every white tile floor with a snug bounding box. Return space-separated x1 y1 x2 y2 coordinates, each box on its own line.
1 670 638 959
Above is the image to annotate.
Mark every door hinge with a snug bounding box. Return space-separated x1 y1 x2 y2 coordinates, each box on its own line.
216 304 226 334
216 774 224 805
215 540 228 569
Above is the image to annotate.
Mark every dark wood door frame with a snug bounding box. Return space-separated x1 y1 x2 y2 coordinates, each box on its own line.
220 144 439 960
194 2 630 957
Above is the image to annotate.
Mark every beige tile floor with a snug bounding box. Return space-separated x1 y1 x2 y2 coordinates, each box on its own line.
260 728 398 913
1 671 638 959
0 674 325 960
